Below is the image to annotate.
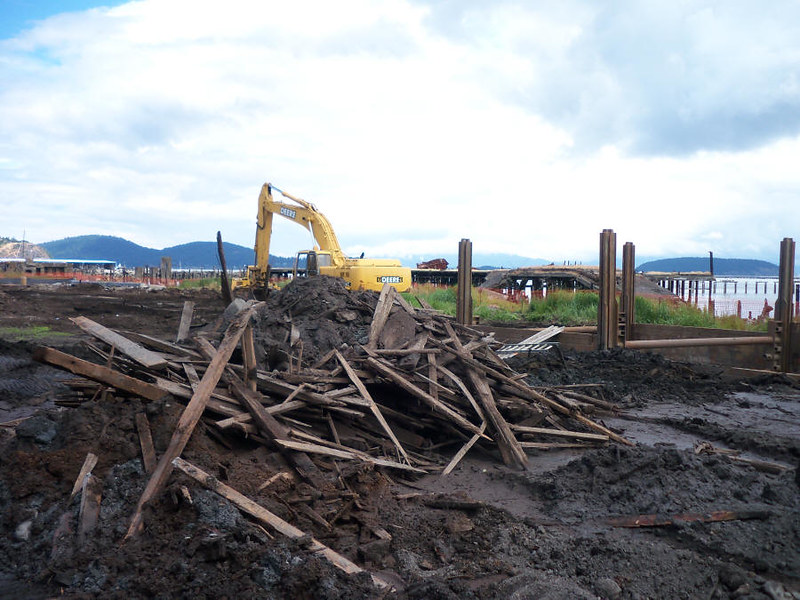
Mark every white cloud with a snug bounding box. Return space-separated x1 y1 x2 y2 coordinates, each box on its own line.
1 0 799 265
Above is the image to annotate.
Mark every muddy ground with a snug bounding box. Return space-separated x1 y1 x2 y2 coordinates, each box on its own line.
0 280 798 599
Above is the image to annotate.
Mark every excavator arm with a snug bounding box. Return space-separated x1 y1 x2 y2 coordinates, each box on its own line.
254 183 347 271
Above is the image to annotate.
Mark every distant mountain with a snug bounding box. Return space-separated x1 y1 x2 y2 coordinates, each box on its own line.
38 236 548 271
42 236 158 266
637 257 779 277
39 235 296 269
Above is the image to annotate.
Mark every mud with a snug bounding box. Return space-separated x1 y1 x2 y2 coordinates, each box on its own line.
0 279 798 599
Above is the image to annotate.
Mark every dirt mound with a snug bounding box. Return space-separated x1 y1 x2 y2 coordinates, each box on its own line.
251 276 376 369
0 241 49 259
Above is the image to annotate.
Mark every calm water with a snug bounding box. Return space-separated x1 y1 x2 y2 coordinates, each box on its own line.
674 276 798 318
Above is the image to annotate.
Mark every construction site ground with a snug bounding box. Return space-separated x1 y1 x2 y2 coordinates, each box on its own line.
0 281 798 599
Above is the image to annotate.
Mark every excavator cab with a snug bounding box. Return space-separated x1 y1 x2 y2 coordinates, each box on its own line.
293 250 332 279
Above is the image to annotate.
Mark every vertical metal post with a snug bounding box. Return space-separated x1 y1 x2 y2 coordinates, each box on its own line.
598 229 618 350
456 238 473 325
619 242 635 345
773 238 795 372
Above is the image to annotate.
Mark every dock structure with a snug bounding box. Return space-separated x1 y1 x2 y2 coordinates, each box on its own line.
642 271 714 300
480 265 601 294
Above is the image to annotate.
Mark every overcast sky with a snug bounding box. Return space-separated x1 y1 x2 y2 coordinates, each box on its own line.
2 1 799 265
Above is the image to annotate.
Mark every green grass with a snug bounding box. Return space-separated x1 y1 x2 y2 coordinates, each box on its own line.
524 290 599 326
634 296 767 331
408 285 768 331
178 277 222 291
0 325 72 341
634 296 717 328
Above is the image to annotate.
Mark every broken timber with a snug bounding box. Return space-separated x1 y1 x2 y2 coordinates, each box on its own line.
70 316 168 370
125 304 261 539
176 300 195 343
33 347 169 403
608 509 771 528
135 413 157 474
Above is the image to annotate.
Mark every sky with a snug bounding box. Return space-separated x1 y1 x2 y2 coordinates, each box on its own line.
2 1 800 266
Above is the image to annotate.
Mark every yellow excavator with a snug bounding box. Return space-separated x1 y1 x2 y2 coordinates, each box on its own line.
234 182 411 294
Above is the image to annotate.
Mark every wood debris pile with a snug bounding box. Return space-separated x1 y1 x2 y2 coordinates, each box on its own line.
33 276 631 585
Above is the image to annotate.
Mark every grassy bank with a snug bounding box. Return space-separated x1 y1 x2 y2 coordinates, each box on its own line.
207 278 766 331
178 277 222 291
406 285 768 331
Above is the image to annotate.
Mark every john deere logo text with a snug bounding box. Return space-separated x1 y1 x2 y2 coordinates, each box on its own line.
378 276 403 284
280 207 297 219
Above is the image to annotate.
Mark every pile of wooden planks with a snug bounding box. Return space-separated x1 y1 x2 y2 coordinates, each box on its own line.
33 282 630 585
36 284 633 476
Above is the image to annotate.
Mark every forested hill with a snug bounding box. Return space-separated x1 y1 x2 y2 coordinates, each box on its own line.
39 235 294 269
637 257 779 276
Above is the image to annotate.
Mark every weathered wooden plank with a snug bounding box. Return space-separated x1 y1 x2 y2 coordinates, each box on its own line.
518 442 592 449
214 399 306 429
607 509 771 528
392 288 418 316
426 351 439 404
183 363 201 391
415 296 434 310
70 452 98 501
176 301 195 343
367 283 394 349
33 346 169 403
123 331 202 358
436 364 485 421
124 304 259 539
467 368 528 468
510 424 609 442
135 412 157 473
70 316 168 370
241 324 258 392
442 421 486 476
172 458 392 589
373 347 438 356
77 473 102 547
273 439 426 473
571 413 633 447
151 376 239 408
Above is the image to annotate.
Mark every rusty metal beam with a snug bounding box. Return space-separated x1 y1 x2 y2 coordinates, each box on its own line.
625 336 772 349
773 237 795 372
597 229 618 350
619 242 635 345
456 238 473 325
